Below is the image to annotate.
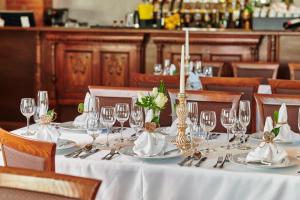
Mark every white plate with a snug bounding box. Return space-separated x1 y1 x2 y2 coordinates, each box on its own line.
230 153 297 169
119 145 181 160
251 132 296 144
58 121 86 132
56 139 76 150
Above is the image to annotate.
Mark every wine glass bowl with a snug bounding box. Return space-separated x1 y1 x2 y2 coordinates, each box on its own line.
220 108 236 149
200 111 216 152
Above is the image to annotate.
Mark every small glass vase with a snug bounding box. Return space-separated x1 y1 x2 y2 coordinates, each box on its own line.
144 108 161 127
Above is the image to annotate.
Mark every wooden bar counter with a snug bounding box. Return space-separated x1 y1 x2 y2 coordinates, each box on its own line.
0 27 299 129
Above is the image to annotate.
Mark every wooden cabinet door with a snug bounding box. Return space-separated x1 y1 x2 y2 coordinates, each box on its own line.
99 44 140 87
55 43 99 102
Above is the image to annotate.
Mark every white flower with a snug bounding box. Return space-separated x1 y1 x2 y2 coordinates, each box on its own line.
151 87 158 97
137 91 145 103
155 93 168 109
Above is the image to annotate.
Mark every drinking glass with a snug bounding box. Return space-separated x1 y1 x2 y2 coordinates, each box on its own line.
20 98 36 136
115 103 130 142
131 97 143 121
153 64 162 75
187 102 198 142
221 108 236 149
298 107 300 132
87 96 100 118
101 106 116 147
231 118 244 148
37 91 48 117
86 116 100 146
200 111 216 152
239 100 251 150
129 111 144 139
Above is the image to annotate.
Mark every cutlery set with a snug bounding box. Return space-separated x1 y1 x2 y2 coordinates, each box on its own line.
178 152 207 167
102 148 120 160
213 154 232 168
65 146 120 160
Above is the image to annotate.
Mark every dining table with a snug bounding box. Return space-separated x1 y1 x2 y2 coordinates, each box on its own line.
3 124 300 200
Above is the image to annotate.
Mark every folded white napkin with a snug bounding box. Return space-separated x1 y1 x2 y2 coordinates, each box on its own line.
186 72 202 90
165 118 192 136
133 131 167 156
246 142 288 164
264 116 273 132
36 125 60 143
274 103 300 142
73 92 90 127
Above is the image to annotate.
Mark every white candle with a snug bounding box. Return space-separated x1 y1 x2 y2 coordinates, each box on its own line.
185 29 189 60
180 45 185 94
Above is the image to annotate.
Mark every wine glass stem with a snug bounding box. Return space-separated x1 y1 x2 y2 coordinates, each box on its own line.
206 131 210 152
120 122 124 141
106 126 110 147
242 128 246 145
227 128 230 150
26 117 30 133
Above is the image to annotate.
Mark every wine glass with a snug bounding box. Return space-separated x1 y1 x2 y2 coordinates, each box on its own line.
200 111 216 152
239 100 251 150
115 103 130 142
129 111 144 139
221 108 236 149
101 106 116 147
187 102 198 141
20 98 36 136
37 91 48 117
231 118 244 148
131 97 143 121
153 64 162 75
86 116 100 146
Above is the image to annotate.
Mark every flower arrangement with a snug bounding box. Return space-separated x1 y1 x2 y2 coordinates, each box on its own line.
136 81 168 126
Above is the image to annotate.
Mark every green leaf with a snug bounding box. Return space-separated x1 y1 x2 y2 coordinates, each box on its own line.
151 115 160 126
271 127 280 137
274 111 279 124
158 81 166 94
47 109 54 117
78 103 84 113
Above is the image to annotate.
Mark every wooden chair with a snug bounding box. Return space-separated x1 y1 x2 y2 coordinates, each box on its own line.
232 62 279 83
0 128 56 172
288 62 300 80
168 89 242 132
0 167 101 200
130 73 180 89
202 62 224 77
268 79 300 95
255 93 300 132
201 77 262 133
89 86 172 127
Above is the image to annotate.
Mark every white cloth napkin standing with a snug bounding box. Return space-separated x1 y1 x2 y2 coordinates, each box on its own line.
36 125 60 143
246 117 288 164
73 92 91 127
133 132 167 156
274 103 300 142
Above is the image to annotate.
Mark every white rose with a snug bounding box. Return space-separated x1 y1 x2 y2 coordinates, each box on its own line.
151 87 158 97
137 91 145 103
155 93 168 109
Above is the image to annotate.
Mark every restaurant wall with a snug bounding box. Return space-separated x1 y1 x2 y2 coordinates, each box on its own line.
53 0 140 26
0 0 5 10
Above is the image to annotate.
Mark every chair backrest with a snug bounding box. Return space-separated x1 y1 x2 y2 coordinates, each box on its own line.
268 79 300 95
168 89 242 132
89 86 172 126
201 77 261 133
202 62 224 77
0 128 56 172
255 93 300 132
232 62 279 83
288 62 300 80
0 167 101 200
130 73 180 89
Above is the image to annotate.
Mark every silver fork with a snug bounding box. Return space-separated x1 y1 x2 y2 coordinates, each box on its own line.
213 156 223 168
102 149 115 160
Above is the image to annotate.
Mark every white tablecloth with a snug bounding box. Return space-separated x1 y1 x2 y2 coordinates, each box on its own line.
7 126 300 200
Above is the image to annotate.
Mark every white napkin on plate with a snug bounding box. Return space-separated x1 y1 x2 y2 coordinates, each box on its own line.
246 142 288 164
133 131 167 156
166 118 192 136
73 92 90 127
36 125 60 143
274 103 300 142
